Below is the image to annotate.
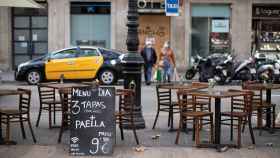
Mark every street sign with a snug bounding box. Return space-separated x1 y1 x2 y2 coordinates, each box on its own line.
165 0 179 16
70 86 115 156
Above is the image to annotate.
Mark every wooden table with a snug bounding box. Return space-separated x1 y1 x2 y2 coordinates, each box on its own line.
189 90 245 150
158 83 208 131
40 82 91 90
160 84 208 91
0 89 26 145
244 83 280 130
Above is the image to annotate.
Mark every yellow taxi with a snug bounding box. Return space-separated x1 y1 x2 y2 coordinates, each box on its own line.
15 46 124 85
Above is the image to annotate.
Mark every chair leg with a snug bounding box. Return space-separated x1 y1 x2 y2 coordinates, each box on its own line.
248 115 255 145
5 116 10 142
36 104 43 127
230 116 233 141
184 116 188 133
27 119 37 143
199 106 203 131
195 118 200 146
58 114 64 143
119 122 124 141
192 118 195 141
209 115 214 144
237 118 242 149
242 117 246 133
168 108 171 127
48 104 52 129
272 106 276 129
170 107 174 129
175 117 182 144
19 115 26 139
257 109 263 136
152 111 160 129
132 126 139 145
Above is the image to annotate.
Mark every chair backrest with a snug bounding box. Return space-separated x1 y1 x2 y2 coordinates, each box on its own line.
191 82 211 106
116 89 135 123
242 82 263 105
17 88 31 113
176 89 195 112
37 84 56 103
156 84 172 107
228 89 254 114
116 89 135 113
59 88 72 114
191 82 208 87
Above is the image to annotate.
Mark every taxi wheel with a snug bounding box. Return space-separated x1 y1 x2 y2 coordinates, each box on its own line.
26 69 42 85
98 69 116 85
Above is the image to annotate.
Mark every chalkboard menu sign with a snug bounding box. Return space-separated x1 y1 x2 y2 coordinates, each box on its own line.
70 86 115 156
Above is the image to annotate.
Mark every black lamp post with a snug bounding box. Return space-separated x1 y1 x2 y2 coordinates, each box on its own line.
121 0 145 129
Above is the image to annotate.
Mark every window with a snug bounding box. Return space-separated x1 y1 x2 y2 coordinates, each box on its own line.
79 49 99 57
99 49 120 59
50 49 77 59
191 4 231 57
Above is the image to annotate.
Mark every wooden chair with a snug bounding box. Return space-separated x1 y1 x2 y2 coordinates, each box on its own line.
175 89 213 146
191 82 212 129
36 84 62 128
0 88 36 143
152 84 179 129
115 89 139 145
242 82 276 135
57 88 72 143
220 89 255 148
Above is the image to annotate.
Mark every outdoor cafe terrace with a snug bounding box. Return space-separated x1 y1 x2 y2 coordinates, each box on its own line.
0 82 279 158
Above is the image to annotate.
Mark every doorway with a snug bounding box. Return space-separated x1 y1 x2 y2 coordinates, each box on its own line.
12 7 48 67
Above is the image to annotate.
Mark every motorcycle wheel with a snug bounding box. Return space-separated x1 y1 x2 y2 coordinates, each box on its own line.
185 69 196 80
258 70 273 82
240 69 253 82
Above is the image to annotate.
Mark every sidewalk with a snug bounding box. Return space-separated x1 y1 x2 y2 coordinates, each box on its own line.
0 84 279 158
0 71 16 83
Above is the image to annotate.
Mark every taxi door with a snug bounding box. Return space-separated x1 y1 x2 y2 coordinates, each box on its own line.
45 48 79 80
75 48 104 79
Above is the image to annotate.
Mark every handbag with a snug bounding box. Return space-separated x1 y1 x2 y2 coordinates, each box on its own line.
153 68 162 82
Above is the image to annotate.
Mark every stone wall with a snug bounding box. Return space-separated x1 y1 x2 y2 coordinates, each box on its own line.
0 7 11 71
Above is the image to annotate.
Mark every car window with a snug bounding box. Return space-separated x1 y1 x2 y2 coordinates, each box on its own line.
99 49 120 59
79 49 99 57
50 49 77 59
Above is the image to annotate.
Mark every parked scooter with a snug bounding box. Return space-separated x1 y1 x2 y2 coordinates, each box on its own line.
254 52 280 82
185 55 205 80
214 54 256 84
185 54 227 83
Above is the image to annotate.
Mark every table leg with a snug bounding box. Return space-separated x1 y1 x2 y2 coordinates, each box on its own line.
266 89 271 129
214 98 221 145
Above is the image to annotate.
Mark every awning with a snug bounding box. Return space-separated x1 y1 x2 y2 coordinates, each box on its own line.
0 0 44 8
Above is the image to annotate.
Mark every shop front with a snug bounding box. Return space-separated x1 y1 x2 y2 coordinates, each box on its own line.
252 5 280 54
70 2 111 48
191 4 231 57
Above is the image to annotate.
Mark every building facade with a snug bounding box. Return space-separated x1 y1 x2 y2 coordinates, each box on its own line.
0 0 280 71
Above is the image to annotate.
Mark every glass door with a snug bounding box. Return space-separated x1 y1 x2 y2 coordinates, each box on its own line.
12 7 48 67
191 17 210 57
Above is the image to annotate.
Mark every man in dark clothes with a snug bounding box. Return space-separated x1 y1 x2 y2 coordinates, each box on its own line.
141 40 157 85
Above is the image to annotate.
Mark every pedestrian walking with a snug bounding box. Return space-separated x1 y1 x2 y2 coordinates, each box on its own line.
141 40 157 85
159 41 176 82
